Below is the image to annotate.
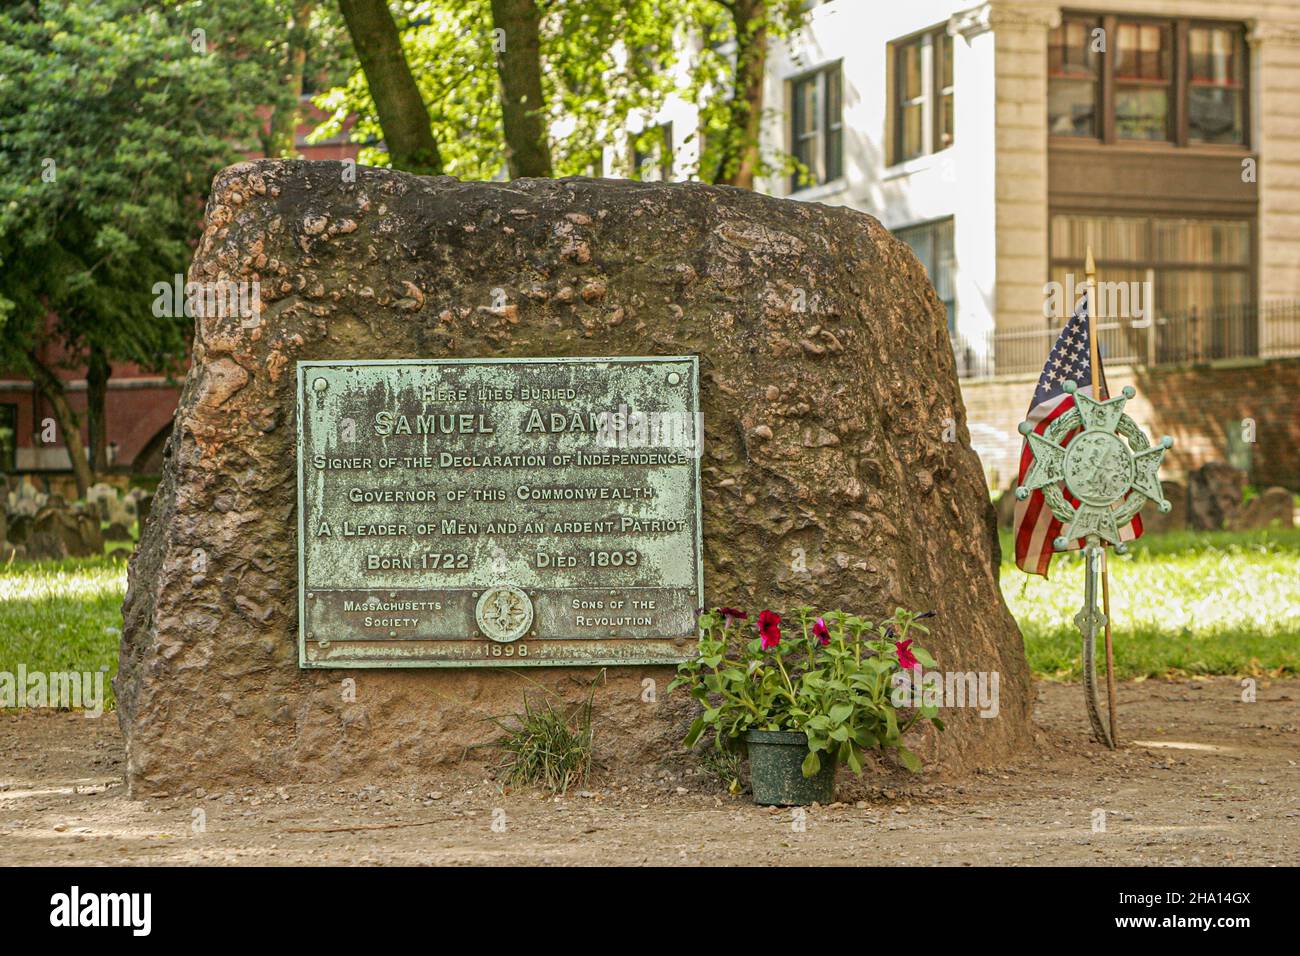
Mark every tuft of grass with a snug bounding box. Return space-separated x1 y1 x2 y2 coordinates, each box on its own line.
1001 528 1300 680
492 688 595 795
696 744 745 795
0 556 127 708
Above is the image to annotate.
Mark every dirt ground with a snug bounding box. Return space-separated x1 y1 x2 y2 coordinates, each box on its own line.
1 677 1296 866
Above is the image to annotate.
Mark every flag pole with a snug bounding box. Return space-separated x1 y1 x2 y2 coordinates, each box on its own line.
1085 246 1120 749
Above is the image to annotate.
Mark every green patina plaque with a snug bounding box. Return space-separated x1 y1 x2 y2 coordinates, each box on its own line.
296 356 703 667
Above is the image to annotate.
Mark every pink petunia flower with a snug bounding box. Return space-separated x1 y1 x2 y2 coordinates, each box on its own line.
758 610 782 650
896 638 919 669
812 617 830 646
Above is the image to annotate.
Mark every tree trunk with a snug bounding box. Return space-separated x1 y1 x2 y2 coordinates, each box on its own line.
86 342 110 475
267 1 315 158
489 0 552 178
715 0 768 189
337 0 443 175
27 351 93 498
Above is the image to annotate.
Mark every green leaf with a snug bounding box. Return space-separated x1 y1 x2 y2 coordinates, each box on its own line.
884 707 900 743
801 750 821 778
851 727 879 748
897 747 922 773
683 716 706 747
828 703 853 724
846 745 863 774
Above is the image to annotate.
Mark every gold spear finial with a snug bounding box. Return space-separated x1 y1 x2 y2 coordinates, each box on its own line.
1085 245 1096 280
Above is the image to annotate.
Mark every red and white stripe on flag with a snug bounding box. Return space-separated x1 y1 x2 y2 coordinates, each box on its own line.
1012 383 1144 578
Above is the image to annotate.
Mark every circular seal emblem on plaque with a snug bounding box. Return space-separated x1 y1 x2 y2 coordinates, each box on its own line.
1063 430 1134 506
476 584 533 643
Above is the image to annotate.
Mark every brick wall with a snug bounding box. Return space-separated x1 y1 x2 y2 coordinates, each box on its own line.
961 356 1300 492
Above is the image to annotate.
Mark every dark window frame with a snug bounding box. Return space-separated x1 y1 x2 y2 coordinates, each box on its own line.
890 25 954 164
895 216 957 332
1186 20 1248 145
1049 12 1249 149
1047 209 1256 324
1048 14 1102 137
788 61 845 193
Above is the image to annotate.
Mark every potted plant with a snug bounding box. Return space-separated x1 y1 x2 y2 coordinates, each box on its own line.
669 606 943 805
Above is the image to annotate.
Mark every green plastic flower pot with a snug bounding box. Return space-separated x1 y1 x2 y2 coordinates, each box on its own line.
744 730 836 806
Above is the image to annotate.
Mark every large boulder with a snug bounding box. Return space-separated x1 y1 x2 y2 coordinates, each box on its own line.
116 160 1032 796
1188 462 1247 531
1226 486 1295 531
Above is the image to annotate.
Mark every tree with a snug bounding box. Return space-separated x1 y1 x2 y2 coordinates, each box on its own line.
680 0 806 188
0 0 281 496
489 0 551 178
266 1 318 157
164 1 352 160
316 0 679 181
336 0 444 173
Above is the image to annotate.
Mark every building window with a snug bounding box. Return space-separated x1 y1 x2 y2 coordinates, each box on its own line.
789 63 843 192
1048 15 1101 136
1048 15 1247 147
1114 20 1171 140
891 27 954 163
895 217 956 332
0 404 15 473
1189 25 1246 144
632 122 673 181
937 31 954 150
1051 213 1252 312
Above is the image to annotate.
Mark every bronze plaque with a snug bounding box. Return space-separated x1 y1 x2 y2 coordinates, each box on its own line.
296 357 702 667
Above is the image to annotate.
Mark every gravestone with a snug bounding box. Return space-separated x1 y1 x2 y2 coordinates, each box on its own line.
8 502 102 560
1226 486 1295 531
116 160 1032 796
1188 462 1247 531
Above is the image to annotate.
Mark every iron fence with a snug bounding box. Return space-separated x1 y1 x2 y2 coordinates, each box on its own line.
953 301 1300 380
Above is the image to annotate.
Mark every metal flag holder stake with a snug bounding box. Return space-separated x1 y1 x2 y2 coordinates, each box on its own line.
1015 380 1174 748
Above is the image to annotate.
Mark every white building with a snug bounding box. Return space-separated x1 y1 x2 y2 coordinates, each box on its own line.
738 0 1300 376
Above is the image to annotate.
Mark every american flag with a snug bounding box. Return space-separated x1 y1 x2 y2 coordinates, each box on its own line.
1013 291 1142 576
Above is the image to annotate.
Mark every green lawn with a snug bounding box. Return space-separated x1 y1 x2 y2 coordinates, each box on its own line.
0 556 127 707
0 529 1296 712
1001 529 1300 680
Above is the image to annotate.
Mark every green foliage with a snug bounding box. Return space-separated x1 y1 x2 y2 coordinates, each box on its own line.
312 0 811 183
313 0 682 179
1002 528 1300 679
0 0 293 378
669 607 943 777
672 0 807 184
492 686 595 794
